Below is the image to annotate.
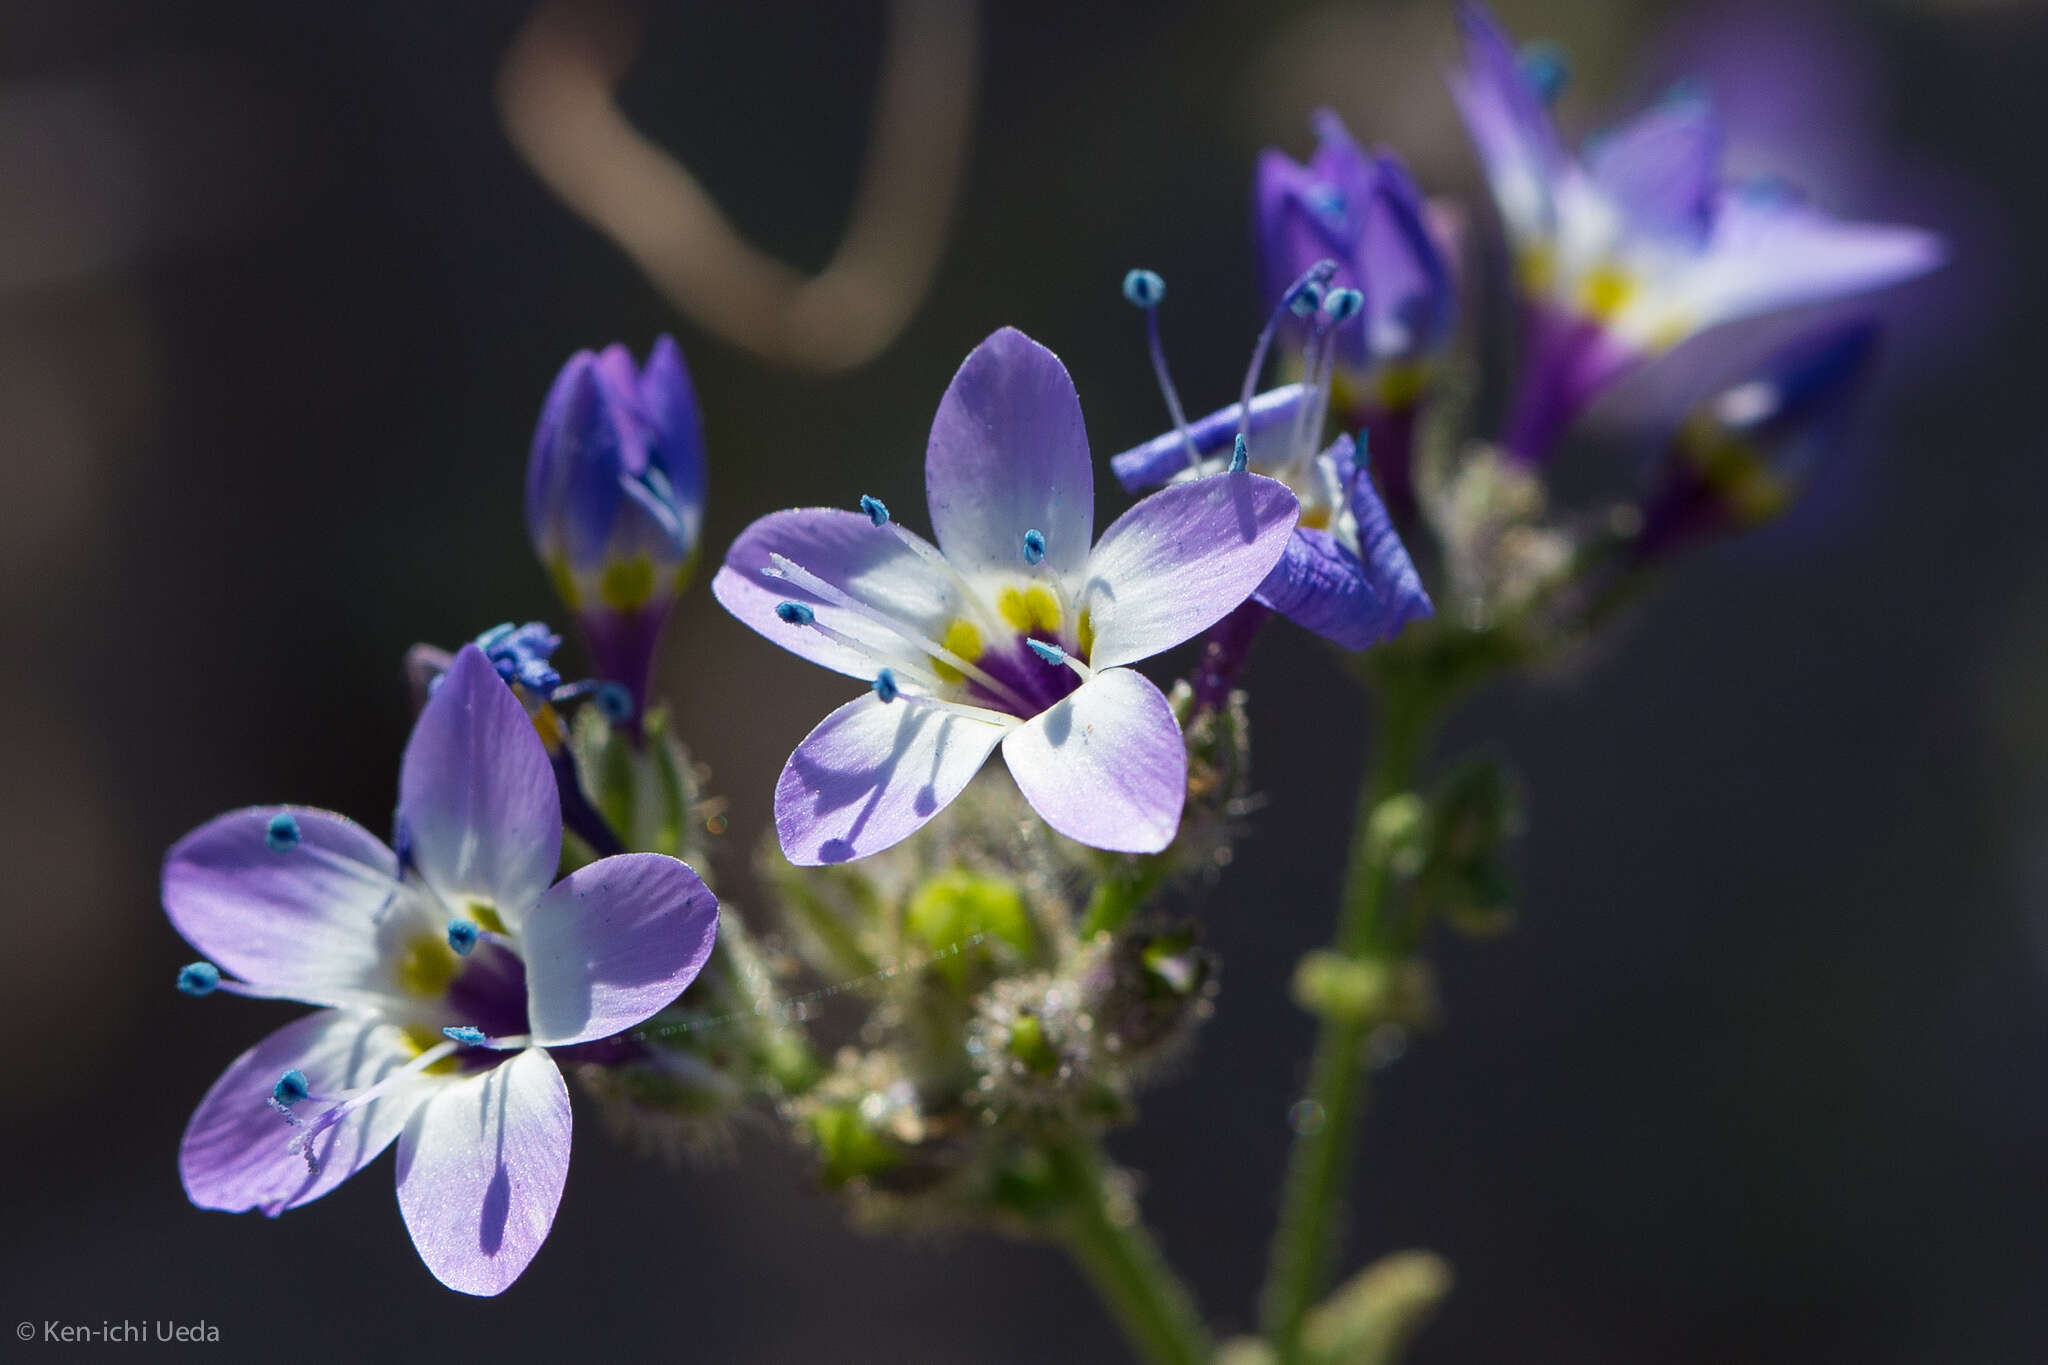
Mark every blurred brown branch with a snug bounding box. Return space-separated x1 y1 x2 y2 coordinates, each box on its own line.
498 0 978 373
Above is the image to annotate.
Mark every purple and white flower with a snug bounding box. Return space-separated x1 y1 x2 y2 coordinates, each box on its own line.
526 336 707 725
1110 274 1432 653
711 327 1299 864
1449 1 1941 464
168 644 718 1295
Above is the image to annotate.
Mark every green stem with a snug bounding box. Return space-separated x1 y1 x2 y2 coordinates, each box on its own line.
1050 1137 1213 1365
1259 686 1436 1361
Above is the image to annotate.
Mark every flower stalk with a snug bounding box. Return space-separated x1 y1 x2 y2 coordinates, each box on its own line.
1048 1135 1213 1365
1259 680 1438 1360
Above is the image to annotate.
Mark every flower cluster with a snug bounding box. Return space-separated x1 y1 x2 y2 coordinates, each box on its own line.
161 4 1942 1353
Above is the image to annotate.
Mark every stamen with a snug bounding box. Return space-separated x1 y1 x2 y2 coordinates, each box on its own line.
1323 287 1364 323
894 692 1022 727
763 554 1035 713
595 683 634 721
1238 261 1340 447
1517 41 1570 106
280 1038 463 1172
877 520 1012 638
265 812 302 852
273 1069 311 1107
859 494 890 527
176 962 220 997
776 600 816 626
872 668 899 703
1022 529 1046 565
1230 434 1250 474
783 610 944 693
1026 638 1095 681
443 1025 486 1046
1124 267 1198 465
446 919 480 956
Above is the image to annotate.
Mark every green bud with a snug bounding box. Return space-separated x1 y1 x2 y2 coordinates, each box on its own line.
572 704 703 862
1301 1250 1452 1365
1291 952 1436 1027
807 1104 901 1186
903 868 1034 985
1367 793 1430 879
1005 1012 1061 1076
1412 758 1524 938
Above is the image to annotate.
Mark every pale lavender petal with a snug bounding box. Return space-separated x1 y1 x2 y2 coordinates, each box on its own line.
181 1010 433 1216
774 693 1008 866
1586 99 1723 243
1449 0 1565 242
925 328 1094 579
163 806 397 1004
1675 191 1944 334
711 507 960 682
395 1047 571 1297
1000 668 1185 854
521 852 719 1047
1108 387 1309 493
398 645 561 926
1080 473 1299 670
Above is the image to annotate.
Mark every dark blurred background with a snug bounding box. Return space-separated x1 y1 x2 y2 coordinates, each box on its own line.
4 0 2045 1360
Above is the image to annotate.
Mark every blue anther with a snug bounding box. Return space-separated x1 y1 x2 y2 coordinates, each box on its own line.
1353 427 1371 467
265 812 302 852
1289 281 1325 318
1517 41 1570 105
447 919 480 956
176 961 220 997
776 601 816 626
443 1026 486 1046
1122 269 1166 308
1022 529 1046 565
272 1069 311 1107
872 669 899 704
1323 288 1364 323
859 494 890 527
1027 639 1067 666
595 682 634 722
1229 433 1250 474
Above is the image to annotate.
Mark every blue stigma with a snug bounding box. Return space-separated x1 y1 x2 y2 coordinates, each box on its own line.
443 1026 486 1046
1122 269 1166 308
1289 281 1325 318
1027 639 1067 666
446 919 480 956
859 494 890 527
1323 288 1363 323
176 961 220 997
1230 434 1249 474
595 682 634 722
872 668 899 703
776 600 816 626
1517 41 1570 105
273 1069 311 1107
1022 528 1046 565
265 812 302 852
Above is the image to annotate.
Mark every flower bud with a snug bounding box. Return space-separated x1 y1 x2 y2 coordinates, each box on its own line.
526 336 707 723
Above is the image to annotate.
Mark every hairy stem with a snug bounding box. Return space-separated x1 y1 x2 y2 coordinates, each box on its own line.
1050 1137 1213 1365
1259 686 1436 1360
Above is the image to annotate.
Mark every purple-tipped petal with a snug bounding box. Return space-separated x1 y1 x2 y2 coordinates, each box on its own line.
711 508 962 682
774 693 1008 866
1355 150 1457 360
181 1010 432 1216
398 645 562 926
1253 443 1431 650
395 1047 571 1297
638 335 707 551
1000 668 1185 854
926 328 1094 579
1080 473 1299 670
521 852 719 1047
163 806 397 1004
1449 0 1565 242
1108 387 1309 493
1586 99 1723 244
1675 191 1944 335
